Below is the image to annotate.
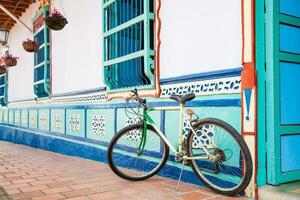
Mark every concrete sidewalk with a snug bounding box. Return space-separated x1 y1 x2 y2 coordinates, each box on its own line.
0 141 246 200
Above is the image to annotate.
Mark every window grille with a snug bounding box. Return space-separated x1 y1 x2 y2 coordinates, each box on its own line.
33 5 51 98
0 72 7 106
103 0 155 92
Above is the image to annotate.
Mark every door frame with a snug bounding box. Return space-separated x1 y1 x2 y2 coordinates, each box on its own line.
263 0 300 185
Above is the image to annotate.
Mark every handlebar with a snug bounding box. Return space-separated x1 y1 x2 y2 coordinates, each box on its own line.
128 89 147 106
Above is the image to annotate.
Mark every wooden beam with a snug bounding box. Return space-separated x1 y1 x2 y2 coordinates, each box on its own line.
0 4 32 32
0 0 31 4
0 2 31 9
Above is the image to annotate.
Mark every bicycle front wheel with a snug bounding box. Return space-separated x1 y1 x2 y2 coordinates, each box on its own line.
187 118 253 196
107 123 169 181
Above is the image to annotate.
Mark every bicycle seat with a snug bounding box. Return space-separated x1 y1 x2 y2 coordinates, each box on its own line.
170 93 195 104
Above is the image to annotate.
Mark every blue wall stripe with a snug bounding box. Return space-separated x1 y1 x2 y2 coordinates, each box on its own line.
12 99 241 111
0 125 203 186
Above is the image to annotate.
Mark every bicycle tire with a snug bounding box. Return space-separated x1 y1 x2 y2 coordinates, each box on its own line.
108 123 169 181
187 118 253 196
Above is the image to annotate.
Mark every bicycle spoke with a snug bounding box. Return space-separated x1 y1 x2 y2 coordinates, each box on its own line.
187 119 252 195
108 124 169 180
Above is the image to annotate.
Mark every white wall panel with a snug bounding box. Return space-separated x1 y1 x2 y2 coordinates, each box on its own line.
51 0 104 94
7 3 39 102
160 0 242 78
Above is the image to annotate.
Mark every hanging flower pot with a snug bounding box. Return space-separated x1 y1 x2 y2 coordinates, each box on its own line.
23 39 40 52
3 54 18 67
45 9 68 31
0 67 6 75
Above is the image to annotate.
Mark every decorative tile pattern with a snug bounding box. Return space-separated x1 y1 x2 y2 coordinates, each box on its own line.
14 110 20 126
66 109 85 137
92 114 105 136
51 109 65 134
161 77 241 97
3 110 7 123
39 110 49 130
8 110 14 125
125 117 142 141
40 113 47 127
0 110 3 122
69 114 80 132
183 119 215 149
29 110 38 129
21 110 28 127
53 113 63 130
52 92 107 104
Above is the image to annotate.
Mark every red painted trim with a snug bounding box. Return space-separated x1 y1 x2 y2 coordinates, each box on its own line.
243 132 256 136
241 0 258 198
49 4 53 96
241 62 256 89
154 0 162 97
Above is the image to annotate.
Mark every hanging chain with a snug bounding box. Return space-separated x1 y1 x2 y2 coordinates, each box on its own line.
57 0 67 17
50 0 67 18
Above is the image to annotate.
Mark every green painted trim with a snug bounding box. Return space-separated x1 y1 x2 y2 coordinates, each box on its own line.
104 50 146 66
265 0 278 184
102 0 156 92
32 5 49 22
33 6 51 98
104 14 146 38
103 0 116 9
34 61 46 69
279 171 300 183
279 126 300 134
265 0 300 185
279 14 300 27
256 0 267 186
33 26 45 36
143 0 155 84
106 83 155 93
0 72 8 106
279 52 300 63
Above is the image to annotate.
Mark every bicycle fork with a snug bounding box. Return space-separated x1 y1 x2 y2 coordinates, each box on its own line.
136 109 148 156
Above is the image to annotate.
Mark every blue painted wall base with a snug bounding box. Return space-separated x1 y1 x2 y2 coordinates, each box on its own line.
0 125 203 186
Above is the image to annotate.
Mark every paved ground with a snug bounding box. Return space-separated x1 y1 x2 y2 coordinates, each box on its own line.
279 181 300 194
0 141 246 200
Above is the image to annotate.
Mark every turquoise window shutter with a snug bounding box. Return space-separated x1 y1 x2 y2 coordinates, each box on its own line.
33 5 51 98
103 0 155 92
0 72 8 106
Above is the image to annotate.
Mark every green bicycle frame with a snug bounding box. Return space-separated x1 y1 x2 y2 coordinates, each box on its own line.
138 104 210 160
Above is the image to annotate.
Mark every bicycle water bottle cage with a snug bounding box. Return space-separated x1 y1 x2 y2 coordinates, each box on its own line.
170 93 196 104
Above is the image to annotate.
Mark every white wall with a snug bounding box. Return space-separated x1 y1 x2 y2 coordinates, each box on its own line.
160 0 242 78
7 3 39 102
51 0 104 94
7 0 242 101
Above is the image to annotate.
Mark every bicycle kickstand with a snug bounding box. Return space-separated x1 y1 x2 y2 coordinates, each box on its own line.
175 161 186 191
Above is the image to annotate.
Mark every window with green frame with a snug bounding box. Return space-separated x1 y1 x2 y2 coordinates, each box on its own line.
33 5 51 98
103 0 155 92
0 72 8 106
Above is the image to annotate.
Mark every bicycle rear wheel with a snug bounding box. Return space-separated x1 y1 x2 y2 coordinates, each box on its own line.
187 118 252 195
107 123 169 181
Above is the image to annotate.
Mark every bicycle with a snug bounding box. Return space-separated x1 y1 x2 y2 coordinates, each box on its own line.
107 89 253 196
